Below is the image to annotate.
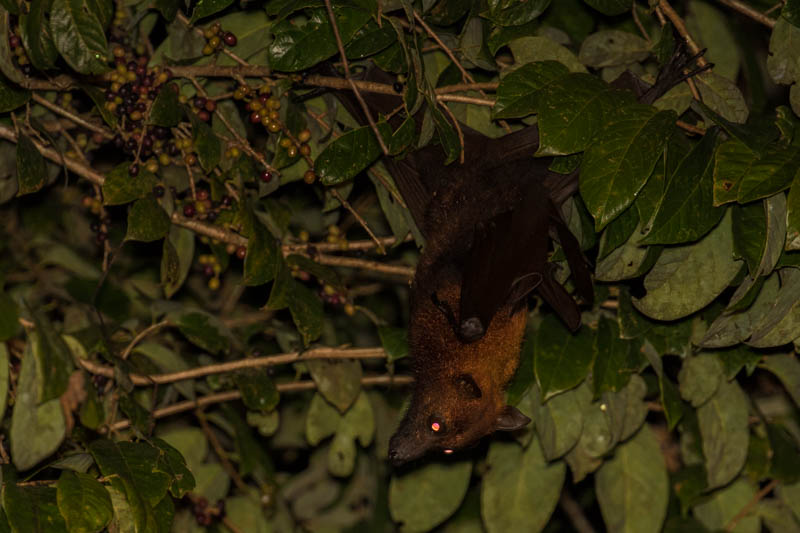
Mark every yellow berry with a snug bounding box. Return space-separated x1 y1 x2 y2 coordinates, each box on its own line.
208 277 220 290
344 303 356 316
297 129 311 143
299 230 310 242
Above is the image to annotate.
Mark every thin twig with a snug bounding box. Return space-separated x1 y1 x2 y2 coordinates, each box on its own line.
330 188 386 254
676 120 706 135
104 375 414 432
314 254 414 278
716 0 777 28
79 347 389 385
31 94 113 138
324 0 390 156
657 1 710 68
120 320 170 360
413 9 511 137
196 409 250 493
725 479 778 531
437 94 495 107
632 4 651 44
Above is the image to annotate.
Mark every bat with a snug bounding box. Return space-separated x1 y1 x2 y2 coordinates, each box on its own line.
323 43 708 466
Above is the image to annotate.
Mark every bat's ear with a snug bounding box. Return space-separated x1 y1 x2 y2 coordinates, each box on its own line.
495 405 531 431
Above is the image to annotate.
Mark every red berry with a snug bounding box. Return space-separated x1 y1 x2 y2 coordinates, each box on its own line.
259 170 272 182
183 204 196 217
129 163 140 176
249 112 261 124
9 35 20 48
223 32 237 47
235 246 246 260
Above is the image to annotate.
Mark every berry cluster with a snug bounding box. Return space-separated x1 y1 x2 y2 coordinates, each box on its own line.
198 254 223 290
81 195 111 244
8 31 32 76
202 22 237 55
190 496 225 526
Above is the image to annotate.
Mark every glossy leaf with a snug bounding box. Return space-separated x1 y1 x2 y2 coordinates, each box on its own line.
21 0 59 70
317 122 392 185
493 60 569 119
535 315 594 399
659 374 684 431
149 85 183 127
189 0 233 22
738 145 800 203
378 326 408 362
642 129 723 244
698 380 749 489
767 18 800 86
633 210 741 320
50 0 109 75
580 105 675 230
482 0 550 26
596 425 668 533
243 218 279 286
592 317 637 397
678 353 724 407
29 310 73 402
161 226 194 298
190 113 221 172
268 7 370 72
694 72 748 124
170 310 230 354
582 0 630 16
481 436 565 533
234 368 279 412
389 460 472 533
531 382 591 460
537 73 620 156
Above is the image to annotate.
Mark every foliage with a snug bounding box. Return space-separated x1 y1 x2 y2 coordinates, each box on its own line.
0 0 799 532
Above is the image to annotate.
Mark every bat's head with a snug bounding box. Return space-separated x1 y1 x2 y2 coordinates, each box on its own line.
387 373 530 466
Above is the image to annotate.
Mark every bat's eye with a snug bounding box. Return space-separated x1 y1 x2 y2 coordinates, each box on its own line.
429 416 447 434
443 449 453 455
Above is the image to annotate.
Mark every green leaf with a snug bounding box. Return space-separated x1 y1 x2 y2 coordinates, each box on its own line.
694 72 748 124
389 460 472 533
733 203 767 274
531 381 592 460
787 172 800 250
482 0 551 27
430 103 461 165
698 380 749 489
102 162 159 206
747 268 800 347
154 0 178 21
699 272 779 348
21 0 59 71
596 425 668 533
378 326 408 362
659 374 684 431
580 105 676 230
50 0 109 75
125 196 170 242
0 289 19 341
89 440 171 506
678 353 724 407
3 484 68 533
493 61 569 119
29 310 74 402
0 74 29 113
582 0 630 16
0 11 24 84
134 342 194 400
481 436 565 533
535 315 594 399
161 226 194 298
713 139 755 205
633 209 741 320
151 438 195 498
694 479 760 533
80 84 117 128
16 134 48 196
767 18 800 86
287 281 323 345
602 374 648 442
149 85 183 127
268 7 371 72
578 30 649 68
597 202 638 260
761 353 800 408
57 471 113 533
345 19 396 59
508 36 587 73
642 129 724 244
306 359 362 412
537 73 621 156
306 392 340 445
9 339 66 470
190 113 221 172
563 400 613 481
170 310 230 354
738 145 800 203
243 219 279 286
592 317 637 397
317 122 392 185
233 368 279 412
189 0 233 23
